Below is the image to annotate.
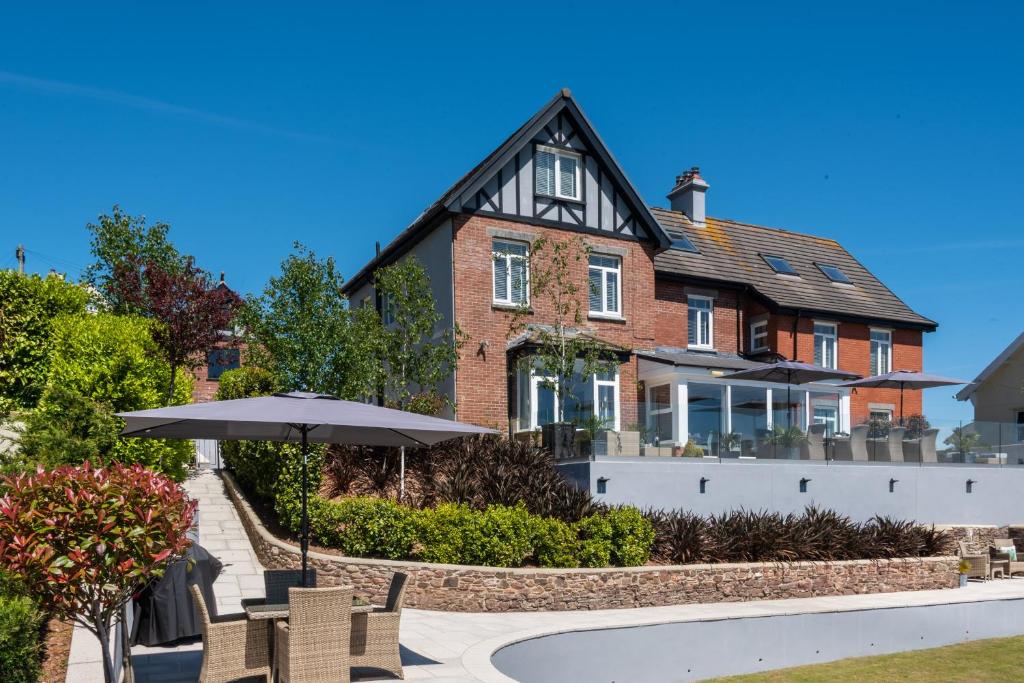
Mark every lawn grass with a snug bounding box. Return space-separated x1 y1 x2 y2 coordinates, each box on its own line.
710 635 1024 682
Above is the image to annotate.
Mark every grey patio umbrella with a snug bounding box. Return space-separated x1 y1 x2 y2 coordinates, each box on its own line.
838 370 965 421
725 360 859 428
118 392 495 585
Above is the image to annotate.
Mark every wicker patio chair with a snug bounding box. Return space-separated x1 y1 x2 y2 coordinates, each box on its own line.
958 540 990 581
870 427 906 462
241 569 317 610
833 424 869 461
275 585 353 683
351 572 408 679
800 423 827 460
189 584 271 683
902 429 939 463
991 538 1024 577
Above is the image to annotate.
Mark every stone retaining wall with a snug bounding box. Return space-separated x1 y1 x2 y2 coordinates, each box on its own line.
221 471 959 612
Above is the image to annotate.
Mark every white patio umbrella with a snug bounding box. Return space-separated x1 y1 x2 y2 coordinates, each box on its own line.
838 370 966 422
118 392 495 584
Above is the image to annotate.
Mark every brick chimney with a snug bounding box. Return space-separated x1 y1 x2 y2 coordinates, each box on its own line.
667 166 709 226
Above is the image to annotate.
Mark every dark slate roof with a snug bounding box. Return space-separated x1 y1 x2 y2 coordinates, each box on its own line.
650 208 936 329
636 347 760 370
342 89 671 294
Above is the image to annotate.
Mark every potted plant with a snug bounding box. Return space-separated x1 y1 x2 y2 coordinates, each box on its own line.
507 236 618 460
767 425 807 459
958 559 971 587
681 439 704 457
720 431 742 454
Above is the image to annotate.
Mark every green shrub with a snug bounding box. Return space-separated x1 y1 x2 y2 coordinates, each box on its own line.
0 592 43 683
574 514 612 568
17 386 120 469
606 506 654 567
215 366 278 401
414 503 477 564
38 313 193 480
0 271 92 412
312 497 416 560
272 443 325 533
532 517 579 568
465 504 536 567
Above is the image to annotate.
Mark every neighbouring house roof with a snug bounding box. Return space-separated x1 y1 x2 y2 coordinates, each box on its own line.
636 346 760 371
955 331 1024 401
506 325 633 355
342 89 672 295
651 208 937 330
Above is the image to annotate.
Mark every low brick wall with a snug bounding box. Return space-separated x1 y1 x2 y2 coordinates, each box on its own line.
221 471 959 612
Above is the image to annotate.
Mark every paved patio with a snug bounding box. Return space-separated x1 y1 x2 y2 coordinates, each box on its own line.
66 470 1024 683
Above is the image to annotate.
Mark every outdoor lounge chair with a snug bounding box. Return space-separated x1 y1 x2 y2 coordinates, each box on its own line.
959 540 990 581
902 428 940 463
275 586 353 683
869 427 905 462
351 571 408 679
800 423 827 460
241 569 317 609
189 584 271 683
991 538 1024 578
833 424 868 461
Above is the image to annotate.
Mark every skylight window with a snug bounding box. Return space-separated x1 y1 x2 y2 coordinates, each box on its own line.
761 254 797 275
816 263 852 284
670 234 698 253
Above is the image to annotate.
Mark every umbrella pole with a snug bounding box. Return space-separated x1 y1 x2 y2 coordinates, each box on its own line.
300 426 309 587
399 446 406 502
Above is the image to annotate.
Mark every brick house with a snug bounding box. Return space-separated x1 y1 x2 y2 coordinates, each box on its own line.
190 274 242 403
343 90 936 454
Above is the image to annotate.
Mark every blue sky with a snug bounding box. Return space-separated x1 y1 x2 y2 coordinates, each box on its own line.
1 2 1021 426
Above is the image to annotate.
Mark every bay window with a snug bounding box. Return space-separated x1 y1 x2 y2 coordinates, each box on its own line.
517 361 620 432
813 322 837 369
688 295 714 349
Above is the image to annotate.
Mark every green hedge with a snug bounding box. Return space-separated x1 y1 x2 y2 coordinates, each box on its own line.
0 571 44 683
280 486 653 568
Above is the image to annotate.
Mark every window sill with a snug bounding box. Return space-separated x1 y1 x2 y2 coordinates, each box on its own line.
535 193 585 206
492 302 532 313
588 312 625 323
688 344 716 352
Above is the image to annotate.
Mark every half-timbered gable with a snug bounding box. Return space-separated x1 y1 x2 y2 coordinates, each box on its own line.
448 90 670 247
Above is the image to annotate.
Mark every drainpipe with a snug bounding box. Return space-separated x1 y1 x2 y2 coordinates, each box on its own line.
735 291 742 354
792 310 802 361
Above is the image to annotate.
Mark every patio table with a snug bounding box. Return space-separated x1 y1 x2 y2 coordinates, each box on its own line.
244 601 374 621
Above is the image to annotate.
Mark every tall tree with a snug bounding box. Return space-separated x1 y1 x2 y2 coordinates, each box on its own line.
109 258 241 400
239 242 377 399
83 205 185 314
371 257 462 414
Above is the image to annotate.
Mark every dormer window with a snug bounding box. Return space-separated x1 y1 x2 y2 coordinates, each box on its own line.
535 145 581 201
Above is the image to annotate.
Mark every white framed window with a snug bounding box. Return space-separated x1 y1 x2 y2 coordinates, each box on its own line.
870 408 893 422
492 239 529 306
688 295 714 349
381 292 396 325
588 254 621 316
535 145 581 201
813 322 837 369
648 383 674 443
1016 410 1024 442
750 320 769 352
870 328 892 376
593 369 620 431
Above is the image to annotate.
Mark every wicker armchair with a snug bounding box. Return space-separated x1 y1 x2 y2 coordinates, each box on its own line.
351 572 408 679
241 569 317 610
833 425 869 461
959 540 990 580
991 538 1024 577
189 584 271 683
275 586 353 683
